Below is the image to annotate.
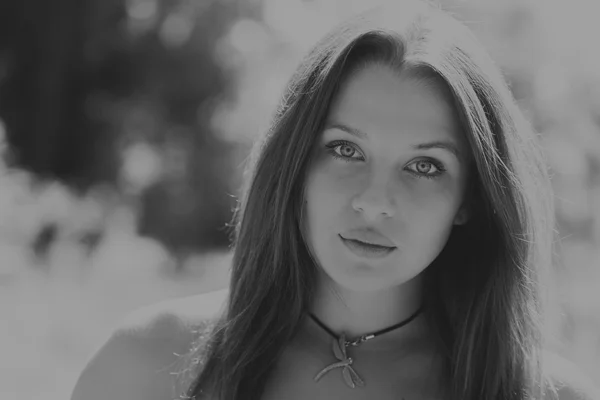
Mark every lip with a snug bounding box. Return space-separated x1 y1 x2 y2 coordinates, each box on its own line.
339 235 396 259
340 228 396 248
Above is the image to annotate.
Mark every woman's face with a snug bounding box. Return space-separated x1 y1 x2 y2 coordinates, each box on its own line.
303 64 470 292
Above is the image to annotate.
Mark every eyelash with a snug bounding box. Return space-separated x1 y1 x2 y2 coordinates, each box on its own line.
324 140 446 179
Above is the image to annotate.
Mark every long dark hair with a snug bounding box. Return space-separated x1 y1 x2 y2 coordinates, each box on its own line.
180 2 556 399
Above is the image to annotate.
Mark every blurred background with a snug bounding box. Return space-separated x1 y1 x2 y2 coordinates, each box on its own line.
0 0 599 398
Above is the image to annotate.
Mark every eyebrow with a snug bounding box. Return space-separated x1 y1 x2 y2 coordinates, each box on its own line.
324 122 462 161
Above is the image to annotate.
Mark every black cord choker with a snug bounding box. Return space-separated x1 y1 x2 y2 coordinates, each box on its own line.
308 305 425 389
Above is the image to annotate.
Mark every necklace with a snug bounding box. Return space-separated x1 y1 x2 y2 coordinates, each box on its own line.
309 305 425 389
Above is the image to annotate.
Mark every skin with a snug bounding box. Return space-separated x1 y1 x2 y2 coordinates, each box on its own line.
303 63 470 343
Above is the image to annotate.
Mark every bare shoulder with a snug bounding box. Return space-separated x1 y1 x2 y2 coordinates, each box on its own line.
543 349 600 400
70 287 229 400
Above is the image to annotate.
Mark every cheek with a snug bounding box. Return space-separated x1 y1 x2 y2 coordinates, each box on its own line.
303 167 358 242
306 163 359 207
305 179 338 226
398 181 464 240
402 174 464 209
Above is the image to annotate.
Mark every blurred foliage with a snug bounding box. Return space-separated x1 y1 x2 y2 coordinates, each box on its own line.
0 0 261 268
0 0 130 186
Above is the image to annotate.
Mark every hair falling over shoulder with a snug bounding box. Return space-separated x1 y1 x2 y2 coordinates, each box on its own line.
178 1 557 399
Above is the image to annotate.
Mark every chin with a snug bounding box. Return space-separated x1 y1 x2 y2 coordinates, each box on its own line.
319 255 428 293
320 262 402 292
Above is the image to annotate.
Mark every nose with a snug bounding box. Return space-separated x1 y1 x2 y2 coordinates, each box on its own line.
351 179 396 220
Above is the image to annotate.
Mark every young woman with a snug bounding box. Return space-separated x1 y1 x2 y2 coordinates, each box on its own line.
70 1 600 400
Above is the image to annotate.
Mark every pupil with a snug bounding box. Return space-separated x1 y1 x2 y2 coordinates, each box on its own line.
418 161 430 173
341 146 354 157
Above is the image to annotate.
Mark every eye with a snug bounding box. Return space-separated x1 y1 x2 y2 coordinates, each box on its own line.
406 159 446 179
325 140 365 162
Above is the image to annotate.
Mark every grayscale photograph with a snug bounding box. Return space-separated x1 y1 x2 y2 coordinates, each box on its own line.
0 0 599 399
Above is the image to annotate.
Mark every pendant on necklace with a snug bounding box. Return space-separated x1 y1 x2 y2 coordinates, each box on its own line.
314 333 365 388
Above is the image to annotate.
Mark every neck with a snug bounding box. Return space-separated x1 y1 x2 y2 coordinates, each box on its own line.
308 271 426 343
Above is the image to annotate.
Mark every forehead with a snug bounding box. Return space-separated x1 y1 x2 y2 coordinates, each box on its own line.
328 65 464 144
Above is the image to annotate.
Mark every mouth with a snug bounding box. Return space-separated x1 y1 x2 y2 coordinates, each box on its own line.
339 234 396 259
